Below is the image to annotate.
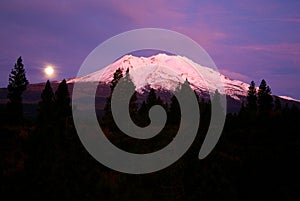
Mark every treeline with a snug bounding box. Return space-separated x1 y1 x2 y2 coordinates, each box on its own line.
239 79 299 118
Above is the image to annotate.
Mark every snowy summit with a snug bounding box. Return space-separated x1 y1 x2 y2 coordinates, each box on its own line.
68 54 251 101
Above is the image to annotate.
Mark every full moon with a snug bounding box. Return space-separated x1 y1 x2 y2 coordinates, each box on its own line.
44 66 54 76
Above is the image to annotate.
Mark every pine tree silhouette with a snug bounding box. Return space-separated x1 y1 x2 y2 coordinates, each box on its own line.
38 80 55 125
54 79 71 128
257 79 273 113
7 56 29 122
247 81 257 112
102 68 123 130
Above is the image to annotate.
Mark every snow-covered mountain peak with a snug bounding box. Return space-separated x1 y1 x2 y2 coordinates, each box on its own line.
68 53 250 100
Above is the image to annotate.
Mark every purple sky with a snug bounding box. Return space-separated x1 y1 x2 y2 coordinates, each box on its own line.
1 0 300 99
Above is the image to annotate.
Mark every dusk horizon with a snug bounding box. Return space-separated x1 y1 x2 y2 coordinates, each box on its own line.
1 0 300 99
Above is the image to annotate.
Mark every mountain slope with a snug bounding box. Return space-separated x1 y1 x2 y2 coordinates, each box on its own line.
68 54 250 101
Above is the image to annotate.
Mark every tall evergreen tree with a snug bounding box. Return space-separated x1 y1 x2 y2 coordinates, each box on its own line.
54 79 71 121
38 80 55 124
102 68 123 129
7 56 29 121
119 68 139 123
257 79 273 112
246 81 257 112
123 69 138 112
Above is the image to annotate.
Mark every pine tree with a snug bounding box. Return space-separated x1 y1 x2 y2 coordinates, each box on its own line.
7 56 29 122
102 68 123 129
257 79 273 112
54 79 71 121
122 69 139 123
246 81 257 112
123 69 137 111
38 80 55 125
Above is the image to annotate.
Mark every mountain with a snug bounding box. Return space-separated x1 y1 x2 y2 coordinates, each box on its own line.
68 53 249 101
